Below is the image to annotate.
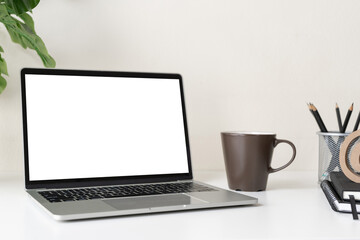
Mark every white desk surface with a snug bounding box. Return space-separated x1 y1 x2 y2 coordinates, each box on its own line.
1 170 359 240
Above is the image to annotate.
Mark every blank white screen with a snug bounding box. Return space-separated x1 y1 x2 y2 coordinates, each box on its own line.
25 74 189 181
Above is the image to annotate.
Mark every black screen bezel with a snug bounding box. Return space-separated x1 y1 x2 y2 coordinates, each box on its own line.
21 68 193 189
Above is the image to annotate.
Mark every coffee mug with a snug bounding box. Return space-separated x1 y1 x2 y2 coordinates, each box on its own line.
221 131 296 191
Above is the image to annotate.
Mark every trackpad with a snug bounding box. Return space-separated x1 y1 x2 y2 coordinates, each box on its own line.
104 194 195 210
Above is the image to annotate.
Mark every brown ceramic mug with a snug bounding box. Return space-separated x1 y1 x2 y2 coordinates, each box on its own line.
221 131 296 191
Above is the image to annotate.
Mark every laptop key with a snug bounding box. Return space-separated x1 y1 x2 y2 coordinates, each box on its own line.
39 182 217 203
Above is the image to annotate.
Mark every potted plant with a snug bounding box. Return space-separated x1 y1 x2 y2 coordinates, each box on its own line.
0 0 55 94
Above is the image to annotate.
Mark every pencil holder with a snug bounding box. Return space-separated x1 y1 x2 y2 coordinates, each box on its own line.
317 132 349 182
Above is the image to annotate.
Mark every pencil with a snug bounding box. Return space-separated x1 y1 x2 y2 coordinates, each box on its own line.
308 103 315 117
310 103 328 132
353 110 360 132
341 103 353 133
336 103 342 132
308 103 320 130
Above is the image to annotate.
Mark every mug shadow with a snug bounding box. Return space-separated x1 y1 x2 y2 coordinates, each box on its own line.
266 177 315 191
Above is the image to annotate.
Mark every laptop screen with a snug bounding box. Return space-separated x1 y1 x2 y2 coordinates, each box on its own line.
21 69 192 188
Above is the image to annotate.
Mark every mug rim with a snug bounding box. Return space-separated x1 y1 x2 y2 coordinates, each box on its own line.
221 131 276 136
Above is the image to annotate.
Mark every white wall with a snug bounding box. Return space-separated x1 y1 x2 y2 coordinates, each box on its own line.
1 0 360 174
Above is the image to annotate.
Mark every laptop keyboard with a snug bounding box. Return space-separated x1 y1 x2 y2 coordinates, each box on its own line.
39 182 216 203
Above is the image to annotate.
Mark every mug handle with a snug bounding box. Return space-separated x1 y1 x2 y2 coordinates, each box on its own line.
269 139 296 173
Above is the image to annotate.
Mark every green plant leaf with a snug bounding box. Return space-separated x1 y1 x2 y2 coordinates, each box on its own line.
0 44 8 94
0 4 56 68
4 0 40 15
5 19 30 48
0 51 9 76
0 75 7 94
0 1 55 95
18 12 35 32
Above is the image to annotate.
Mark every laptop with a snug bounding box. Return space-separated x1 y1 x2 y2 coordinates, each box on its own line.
21 68 257 221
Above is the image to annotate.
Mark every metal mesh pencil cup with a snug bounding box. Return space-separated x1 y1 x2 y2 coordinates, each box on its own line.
317 132 349 182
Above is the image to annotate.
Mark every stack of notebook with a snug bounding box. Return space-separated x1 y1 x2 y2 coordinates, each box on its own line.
321 171 360 220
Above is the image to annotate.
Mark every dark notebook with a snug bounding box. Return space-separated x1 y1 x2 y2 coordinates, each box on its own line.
330 171 360 201
321 180 360 214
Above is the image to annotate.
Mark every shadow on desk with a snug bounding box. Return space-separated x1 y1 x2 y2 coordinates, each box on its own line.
266 173 317 191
